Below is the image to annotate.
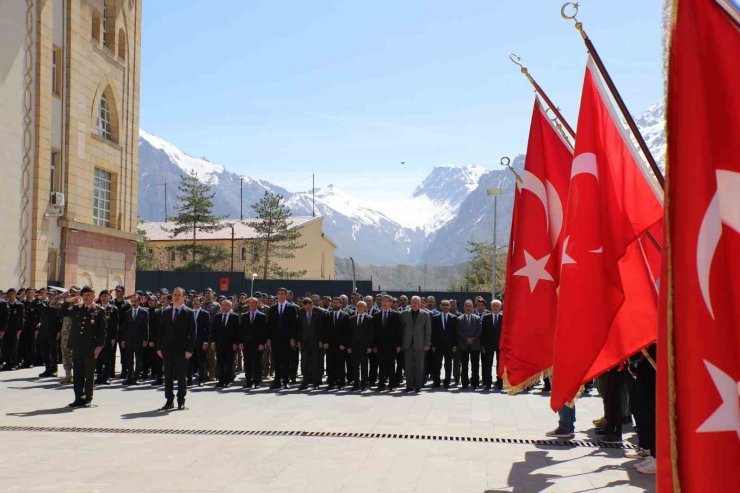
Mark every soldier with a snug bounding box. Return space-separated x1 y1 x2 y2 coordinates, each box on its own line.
1 288 25 371
63 286 107 407
0 290 7 365
95 290 118 385
19 288 42 368
38 290 62 377
58 288 78 383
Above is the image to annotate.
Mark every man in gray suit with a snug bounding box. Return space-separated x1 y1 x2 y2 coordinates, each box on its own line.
401 296 431 392
457 300 482 390
298 297 324 390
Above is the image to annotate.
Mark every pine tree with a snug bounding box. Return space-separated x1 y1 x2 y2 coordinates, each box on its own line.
250 191 306 279
458 240 507 295
166 173 228 271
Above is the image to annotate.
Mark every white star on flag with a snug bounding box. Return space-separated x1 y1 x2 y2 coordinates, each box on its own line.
696 359 740 440
561 236 576 267
514 250 554 293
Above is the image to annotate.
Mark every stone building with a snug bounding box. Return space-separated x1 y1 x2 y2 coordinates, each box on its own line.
139 216 337 279
0 0 141 289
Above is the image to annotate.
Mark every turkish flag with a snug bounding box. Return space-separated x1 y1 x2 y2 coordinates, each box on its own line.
550 58 664 411
499 98 572 391
658 0 740 491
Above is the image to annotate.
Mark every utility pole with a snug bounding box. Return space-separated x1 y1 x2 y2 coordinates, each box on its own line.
312 173 315 217
163 181 167 222
487 188 502 297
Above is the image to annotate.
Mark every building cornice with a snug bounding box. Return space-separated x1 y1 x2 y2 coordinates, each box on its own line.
61 219 139 242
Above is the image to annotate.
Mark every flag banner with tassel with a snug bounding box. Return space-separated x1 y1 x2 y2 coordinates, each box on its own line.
499 98 572 392
658 0 740 490
550 57 664 411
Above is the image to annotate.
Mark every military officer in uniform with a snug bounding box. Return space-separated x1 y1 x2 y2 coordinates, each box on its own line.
63 286 107 407
58 288 78 383
1 289 25 371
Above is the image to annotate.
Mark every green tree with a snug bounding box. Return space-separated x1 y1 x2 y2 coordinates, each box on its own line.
166 173 229 271
135 220 157 271
250 191 306 279
457 241 507 295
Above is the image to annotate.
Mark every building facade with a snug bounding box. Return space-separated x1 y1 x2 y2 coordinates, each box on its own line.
140 216 337 279
0 0 141 289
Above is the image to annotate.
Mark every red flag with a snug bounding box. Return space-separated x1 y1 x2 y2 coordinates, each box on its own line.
499 98 572 391
550 58 664 411
659 0 740 490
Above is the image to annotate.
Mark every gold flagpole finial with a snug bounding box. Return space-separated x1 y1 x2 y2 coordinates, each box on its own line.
509 52 536 87
545 107 573 148
561 2 587 40
500 156 522 184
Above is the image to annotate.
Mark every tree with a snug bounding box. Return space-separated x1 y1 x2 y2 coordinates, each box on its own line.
135 220 157 271
166 173 229 271
250 191 306 279
457 240 507 295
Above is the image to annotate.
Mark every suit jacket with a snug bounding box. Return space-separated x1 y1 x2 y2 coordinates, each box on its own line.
239 310 268 349
432 312 458 350
210 311 240 349
99 303 119 341
267 302 298 343
456 313 482 352
63 302 107 352
298 307 323 345
346 313 375 351
480 312 502 352
372 309 402 351
123 306 149 346
157 305 196 353
401 309 432 351
192 308 211 346
323 309 348 347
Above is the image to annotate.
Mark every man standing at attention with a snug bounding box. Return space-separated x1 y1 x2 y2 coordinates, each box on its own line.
267 287 297 389
157 287 195 410
401 296 431 393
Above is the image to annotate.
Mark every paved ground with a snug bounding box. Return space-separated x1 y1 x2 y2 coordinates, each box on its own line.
0 367 654 492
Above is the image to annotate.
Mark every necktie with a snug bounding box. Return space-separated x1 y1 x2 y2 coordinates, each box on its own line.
383 310 387 326
466 315 470 324
173 307 179 322
279 304 283 316
358 314 362 326
442 314 446 330
250 311 255 324
133 308 137 319
307 311 311 323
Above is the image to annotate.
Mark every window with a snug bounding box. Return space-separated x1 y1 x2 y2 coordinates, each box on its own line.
50 149 60 193
168 250 176 262
102 2 116 50
52 46 62 96
91 10 101 42
97 92 112 140
240 246 247 261
117 29 126 60
102 3 109 48
93 168 112 227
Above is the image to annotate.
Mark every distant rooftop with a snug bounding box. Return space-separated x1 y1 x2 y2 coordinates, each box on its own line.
140 216 320 242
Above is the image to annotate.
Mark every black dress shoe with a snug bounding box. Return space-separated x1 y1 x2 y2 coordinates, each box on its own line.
269 383 281 389
160 401 174 410
83 399 92 407
177 401 185 410
404 386 413 392
156 378 163 385
326 385 335 391
215 382 224 388
187 377 193 386
38 370 52 378
298 384 308 390
282 383 289 389
68 399 86 408
313 384 320 390
600 433 622 444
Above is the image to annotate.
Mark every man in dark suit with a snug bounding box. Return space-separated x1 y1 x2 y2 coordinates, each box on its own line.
401 296 432 392
157 287 196 410
481 299 503 391
121 295 149 385
189 296 211 385
372 294 401 391
95 290 118 385
62 286 107 407
457 300 482 390
210 300 240 388
431 299 458 388
323 297 348 390
267 287 298 389
347 302 375 391
298 297 323 390
239 297 268 388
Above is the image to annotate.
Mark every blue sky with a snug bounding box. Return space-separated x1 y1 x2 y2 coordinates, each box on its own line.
140 0 664 202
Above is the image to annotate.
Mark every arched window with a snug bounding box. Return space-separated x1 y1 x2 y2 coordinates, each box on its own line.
96 86 119 143
102 1 116 50
91 9 101 42
117 29 126 60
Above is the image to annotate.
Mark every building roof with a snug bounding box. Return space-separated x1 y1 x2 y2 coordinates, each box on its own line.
140 216 331 243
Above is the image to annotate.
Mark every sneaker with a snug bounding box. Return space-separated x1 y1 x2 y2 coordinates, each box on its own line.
545 427 575 439
625 448 650 459
635 456 656 474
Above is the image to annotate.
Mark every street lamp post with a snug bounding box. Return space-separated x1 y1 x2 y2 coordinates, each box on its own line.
487 188 502 298
250 273 258 296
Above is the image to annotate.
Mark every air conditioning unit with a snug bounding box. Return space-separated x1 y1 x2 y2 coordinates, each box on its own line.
50 191 65 207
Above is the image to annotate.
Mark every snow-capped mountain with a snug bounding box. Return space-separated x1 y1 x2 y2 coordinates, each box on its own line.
286 185 425 265
634 102 666 171
374 165 486 234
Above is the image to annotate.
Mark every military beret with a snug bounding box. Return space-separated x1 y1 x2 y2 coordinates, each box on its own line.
239 292 247 297
203 287 214 293
115 285 125 291
99 289 110 296
6 288 16 294
80 286 94 295
136 290 144 296
188 289 197 295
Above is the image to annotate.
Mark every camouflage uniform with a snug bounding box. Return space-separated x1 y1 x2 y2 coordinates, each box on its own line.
59 314 74 383
203 301 220 380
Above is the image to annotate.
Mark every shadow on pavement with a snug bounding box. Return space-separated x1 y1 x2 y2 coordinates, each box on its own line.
7 406 77 417
121 408 176 419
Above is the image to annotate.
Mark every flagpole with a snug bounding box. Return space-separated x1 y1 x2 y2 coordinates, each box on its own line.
499 156 522 184
560 2 665 188
509 53 576 140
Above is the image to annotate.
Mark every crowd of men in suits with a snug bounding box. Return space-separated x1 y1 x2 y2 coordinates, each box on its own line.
0 285 505 410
